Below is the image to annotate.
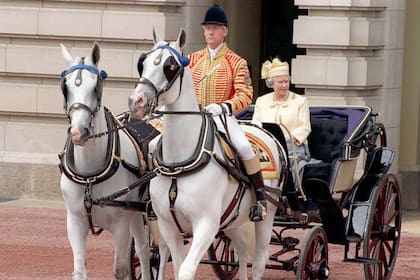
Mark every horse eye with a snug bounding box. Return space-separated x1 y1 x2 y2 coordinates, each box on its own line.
163 57 179 81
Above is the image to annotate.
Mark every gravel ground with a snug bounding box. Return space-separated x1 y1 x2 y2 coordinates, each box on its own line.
0 199 419 279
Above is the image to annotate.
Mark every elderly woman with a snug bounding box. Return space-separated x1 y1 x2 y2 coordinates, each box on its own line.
252 58 312 176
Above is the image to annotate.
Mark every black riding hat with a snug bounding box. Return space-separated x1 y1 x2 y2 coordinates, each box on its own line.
201 4 228 27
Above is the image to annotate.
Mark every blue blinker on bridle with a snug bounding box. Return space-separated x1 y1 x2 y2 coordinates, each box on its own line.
136 44 189 99
61 64 108 80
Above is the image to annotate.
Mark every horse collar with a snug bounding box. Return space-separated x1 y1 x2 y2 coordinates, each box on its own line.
58 108 121 185
153 114 215 176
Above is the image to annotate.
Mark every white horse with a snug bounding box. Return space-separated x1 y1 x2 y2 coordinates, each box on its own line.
59 42 152 280
128 29 287 280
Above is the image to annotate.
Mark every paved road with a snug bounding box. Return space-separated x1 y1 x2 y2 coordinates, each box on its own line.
0 199 419 279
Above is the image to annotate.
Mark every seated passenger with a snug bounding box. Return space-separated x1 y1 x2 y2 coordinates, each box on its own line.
252 58 312 184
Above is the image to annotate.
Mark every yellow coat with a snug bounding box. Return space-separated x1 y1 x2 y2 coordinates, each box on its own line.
188 43 253 114
252 91 311 145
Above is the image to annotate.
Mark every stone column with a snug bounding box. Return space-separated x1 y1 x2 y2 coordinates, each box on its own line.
400 0 420 210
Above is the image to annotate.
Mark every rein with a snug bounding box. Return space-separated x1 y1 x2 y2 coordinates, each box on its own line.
87 110 211 139
154 110 211 116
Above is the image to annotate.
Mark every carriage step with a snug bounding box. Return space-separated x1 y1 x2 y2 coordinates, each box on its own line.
343 257 380 264
270 236 300 247
346 234 362 243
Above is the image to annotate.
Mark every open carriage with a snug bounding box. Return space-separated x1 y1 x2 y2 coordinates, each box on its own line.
129 104 401 280
58 37 400 280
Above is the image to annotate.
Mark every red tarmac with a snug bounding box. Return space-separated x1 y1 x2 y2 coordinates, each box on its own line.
0 199 419 279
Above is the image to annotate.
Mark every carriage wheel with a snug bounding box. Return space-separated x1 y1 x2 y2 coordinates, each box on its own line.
128 237 160 280
363 174 401 280
207 232 239 280
296 226 329 280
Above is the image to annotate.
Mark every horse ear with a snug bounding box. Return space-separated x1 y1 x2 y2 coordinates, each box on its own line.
177 28 187 49
91 42 100 65
60 43 74 65
153 27 160 44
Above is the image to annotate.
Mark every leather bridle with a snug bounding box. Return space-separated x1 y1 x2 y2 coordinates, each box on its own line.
61 59 108 124
135 44 189 114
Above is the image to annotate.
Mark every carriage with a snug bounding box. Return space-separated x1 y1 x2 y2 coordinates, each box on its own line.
128 104 401 280
58 32 400 280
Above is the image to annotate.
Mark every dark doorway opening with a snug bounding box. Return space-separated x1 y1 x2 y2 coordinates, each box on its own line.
259 0 307 96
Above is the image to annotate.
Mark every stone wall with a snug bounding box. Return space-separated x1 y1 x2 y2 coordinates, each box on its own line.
0 0 187 199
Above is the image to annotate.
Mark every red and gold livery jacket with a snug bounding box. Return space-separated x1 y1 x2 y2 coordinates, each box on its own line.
188 43 253 114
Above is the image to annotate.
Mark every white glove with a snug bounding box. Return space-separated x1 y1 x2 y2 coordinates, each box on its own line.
205 103 223 116
205 103 230 116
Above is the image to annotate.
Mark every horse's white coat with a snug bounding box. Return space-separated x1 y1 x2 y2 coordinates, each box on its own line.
129 29 286 280
60 43 152 280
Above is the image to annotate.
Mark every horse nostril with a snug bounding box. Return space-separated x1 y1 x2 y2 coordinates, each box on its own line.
83 128 90 138
78 127 90 143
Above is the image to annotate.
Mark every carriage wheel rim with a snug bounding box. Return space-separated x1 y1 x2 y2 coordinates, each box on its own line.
364 174 401 280
297 226 329 280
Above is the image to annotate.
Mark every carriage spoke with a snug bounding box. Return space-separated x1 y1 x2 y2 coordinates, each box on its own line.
368 237 380 254
384 209 397 227
380 244 390 274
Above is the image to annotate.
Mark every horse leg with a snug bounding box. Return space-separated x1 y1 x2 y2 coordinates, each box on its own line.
178 220 219 280
66 212 89 280
157 238 170 280
157 219 185 280
130 214 152 280
111 219 131 280
225 227 249 280
251 210 276 279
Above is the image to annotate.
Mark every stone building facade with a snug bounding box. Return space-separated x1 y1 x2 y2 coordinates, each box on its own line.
0 0 418 210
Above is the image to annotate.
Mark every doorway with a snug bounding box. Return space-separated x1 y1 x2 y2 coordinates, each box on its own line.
259 0 307 95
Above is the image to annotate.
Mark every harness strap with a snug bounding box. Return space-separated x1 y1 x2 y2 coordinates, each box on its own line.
212 131 250 184
168 176 191 238
219 183 245 229
113 114 147 177
168 177 177 208
83 181 104 236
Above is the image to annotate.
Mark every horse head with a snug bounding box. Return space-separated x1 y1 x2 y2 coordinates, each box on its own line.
129 28 193 119
60 42 108 146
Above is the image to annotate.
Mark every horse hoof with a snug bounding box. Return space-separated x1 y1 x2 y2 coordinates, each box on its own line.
72 271 87 280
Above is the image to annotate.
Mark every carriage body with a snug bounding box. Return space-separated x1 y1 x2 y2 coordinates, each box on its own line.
128 104 401 280
228 104 401 280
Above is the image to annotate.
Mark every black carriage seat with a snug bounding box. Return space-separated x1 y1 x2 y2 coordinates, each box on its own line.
302 117 347 186
302 107 372 194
